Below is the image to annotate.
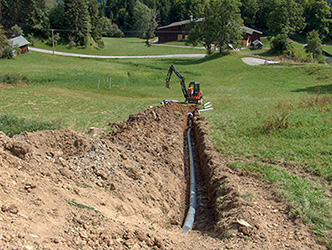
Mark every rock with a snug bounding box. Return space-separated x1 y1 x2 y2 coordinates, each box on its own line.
1 204 19 214
237 219 252 227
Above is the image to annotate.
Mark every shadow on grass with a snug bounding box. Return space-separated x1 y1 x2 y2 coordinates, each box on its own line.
161 52 225 66
292 84 332 94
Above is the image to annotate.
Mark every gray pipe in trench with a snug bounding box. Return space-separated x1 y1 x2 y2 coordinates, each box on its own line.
182 113 196 233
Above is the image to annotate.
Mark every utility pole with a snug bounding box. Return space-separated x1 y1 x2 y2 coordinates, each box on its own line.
51 29 55 55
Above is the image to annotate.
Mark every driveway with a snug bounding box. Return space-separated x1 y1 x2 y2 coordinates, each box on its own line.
29 47 206 59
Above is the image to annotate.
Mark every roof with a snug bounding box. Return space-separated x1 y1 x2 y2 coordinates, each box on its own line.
157 18 204 30
243 26 263 35
10 35 30 47
252 39 263 46
157 19 263 35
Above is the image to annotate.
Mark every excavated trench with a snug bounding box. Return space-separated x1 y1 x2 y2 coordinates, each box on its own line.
0 102 323 249
182 115 217 235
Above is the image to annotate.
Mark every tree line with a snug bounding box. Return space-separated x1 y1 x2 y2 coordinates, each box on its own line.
0 0 332 51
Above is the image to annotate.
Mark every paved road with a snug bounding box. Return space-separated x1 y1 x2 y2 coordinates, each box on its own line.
29 47 206 59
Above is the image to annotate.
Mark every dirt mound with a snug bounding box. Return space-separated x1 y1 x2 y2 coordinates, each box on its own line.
0 102 323 249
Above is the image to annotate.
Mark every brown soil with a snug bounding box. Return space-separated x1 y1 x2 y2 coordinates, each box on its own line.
0 102 324 249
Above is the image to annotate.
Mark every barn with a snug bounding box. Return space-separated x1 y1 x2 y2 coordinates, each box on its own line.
156 19 262 47
10 35 30 55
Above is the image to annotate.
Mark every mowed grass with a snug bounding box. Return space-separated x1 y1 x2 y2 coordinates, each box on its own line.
0 50 331 245
323 44 332 55
33 37 206 56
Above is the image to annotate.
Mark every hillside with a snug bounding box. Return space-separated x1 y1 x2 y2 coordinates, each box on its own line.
0 102 324 249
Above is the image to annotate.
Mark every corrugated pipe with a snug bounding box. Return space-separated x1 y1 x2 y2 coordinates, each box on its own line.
182 112 196 233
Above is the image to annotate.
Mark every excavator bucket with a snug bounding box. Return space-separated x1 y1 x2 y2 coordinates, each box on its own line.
166 81 172 89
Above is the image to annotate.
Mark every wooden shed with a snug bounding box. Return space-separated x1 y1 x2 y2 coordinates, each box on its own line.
10 35 30 55
241 27 263 47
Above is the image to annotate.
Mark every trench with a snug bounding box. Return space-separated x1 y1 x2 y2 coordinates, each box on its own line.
182 114 216 236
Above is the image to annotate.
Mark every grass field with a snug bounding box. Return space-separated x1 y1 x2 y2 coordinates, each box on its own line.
0 48 331 246
323 45 332 55
33 37 206 56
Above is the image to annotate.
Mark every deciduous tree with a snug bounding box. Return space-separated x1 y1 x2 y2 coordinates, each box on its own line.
188 0 243 54
267 0 305 35
133 1 157 45
304 0 332 41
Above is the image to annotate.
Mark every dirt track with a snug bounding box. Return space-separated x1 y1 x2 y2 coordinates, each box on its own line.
0 102 323 249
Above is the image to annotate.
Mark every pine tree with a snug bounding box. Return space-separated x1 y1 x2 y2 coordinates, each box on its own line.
87 0 102 41
64 0 91 46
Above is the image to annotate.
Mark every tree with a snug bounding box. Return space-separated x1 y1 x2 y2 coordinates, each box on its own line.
169 0 207 23
267 0 305 35
305 30 323 60
0 25 14 59
0 0 48 37
49 1 65 30
0 25 7 52
133 1 157 45
64 0 91 46
11 24 23 37
240 0 259 27
100 16 124 37
304 0 331 41
255 0 274 32
87 0 102 41
188 0 243 54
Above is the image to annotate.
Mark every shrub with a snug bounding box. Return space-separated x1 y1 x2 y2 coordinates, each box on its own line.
305 30 323 61
270 33 292 54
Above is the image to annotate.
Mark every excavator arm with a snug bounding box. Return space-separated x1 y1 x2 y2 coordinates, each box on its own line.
165 65 189 100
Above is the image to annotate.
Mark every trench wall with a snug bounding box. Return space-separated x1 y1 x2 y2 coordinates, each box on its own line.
193 115 241 236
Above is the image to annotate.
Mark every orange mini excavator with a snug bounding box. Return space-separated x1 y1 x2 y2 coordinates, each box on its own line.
165 65 203 104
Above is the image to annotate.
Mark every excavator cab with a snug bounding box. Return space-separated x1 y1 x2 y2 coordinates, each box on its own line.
188 82 200 97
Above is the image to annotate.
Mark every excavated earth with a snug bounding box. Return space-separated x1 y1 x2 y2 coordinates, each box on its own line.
0 102 324 249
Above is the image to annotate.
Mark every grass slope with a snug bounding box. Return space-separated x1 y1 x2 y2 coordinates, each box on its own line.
33 37 205 56
0 50 331 246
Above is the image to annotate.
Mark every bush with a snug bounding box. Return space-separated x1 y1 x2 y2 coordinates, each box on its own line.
0 115 61 137
305 30 323 61
270 34 292 54
1 41 15 59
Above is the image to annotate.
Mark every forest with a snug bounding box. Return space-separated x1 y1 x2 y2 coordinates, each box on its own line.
0 0 332 48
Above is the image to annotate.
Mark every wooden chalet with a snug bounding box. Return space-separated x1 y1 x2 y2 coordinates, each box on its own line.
156 19 262 47
10 35 30 55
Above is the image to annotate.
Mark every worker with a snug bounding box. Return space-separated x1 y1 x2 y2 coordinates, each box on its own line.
188 86 194 96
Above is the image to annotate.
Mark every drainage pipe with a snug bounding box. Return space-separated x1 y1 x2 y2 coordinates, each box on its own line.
182 112 196 233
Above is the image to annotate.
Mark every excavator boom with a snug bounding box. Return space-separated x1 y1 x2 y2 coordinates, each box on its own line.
165 65 189 99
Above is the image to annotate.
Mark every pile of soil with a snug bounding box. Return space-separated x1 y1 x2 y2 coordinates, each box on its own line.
0 102 323 249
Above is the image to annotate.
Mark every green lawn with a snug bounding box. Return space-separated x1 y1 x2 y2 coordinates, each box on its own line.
33 37 206 56
323 45 332 55
0 50 331 246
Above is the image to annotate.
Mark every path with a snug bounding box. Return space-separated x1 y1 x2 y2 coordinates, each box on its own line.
242 56 279 66
29 47 206 59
